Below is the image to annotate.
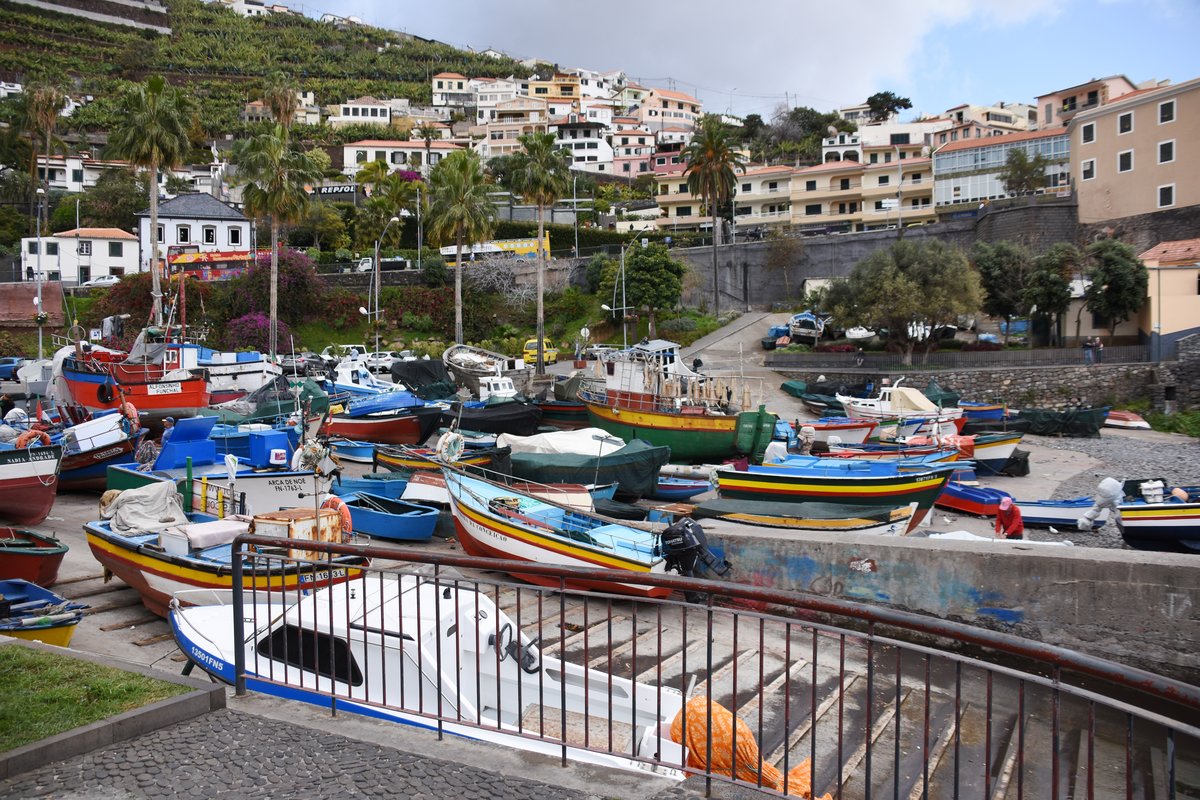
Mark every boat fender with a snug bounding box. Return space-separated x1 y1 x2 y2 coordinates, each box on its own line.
321 496 353 535
435 430 465 463
97 382 115 403
14 429 51 448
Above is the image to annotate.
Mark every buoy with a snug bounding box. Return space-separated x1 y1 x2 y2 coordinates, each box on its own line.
321 496 353 535
15 430 51 448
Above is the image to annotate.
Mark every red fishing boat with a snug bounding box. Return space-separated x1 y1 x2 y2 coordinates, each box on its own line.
0 443 64 525
322 405 442 446
0 528 68 587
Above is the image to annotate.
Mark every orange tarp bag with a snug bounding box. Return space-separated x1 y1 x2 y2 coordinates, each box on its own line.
670 695 832 799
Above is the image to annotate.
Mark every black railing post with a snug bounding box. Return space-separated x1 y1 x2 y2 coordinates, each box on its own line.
232 538 246 697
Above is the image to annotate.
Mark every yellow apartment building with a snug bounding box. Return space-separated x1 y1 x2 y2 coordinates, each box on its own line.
527 73 582 112
1138 237 1200 359
1071 77 1199 224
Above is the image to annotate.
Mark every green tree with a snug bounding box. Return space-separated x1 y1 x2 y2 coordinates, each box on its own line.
301 202 348 251
426 150 496 343
485 154 519 191
355 172 417 248
1024 243 1078 347
764 230 802 303
683 115 745 318
826 241 982 365
865 91 913 123
233 126 323 355
82 169 149 231
998 148 1050 196
107 76 193 325
510 131 570 373
262 72 299 130
414 123 441 175
26 82 66 226
355 158 391 194
1083 239 1148 342
971 241 1033 345
623 243 684 338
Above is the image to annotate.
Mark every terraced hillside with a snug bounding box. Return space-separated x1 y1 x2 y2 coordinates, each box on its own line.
0 0 531 136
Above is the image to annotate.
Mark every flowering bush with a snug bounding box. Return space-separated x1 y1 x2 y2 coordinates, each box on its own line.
815 342 858 353
323 288 366 331
224 313 290 353
381 287 454 336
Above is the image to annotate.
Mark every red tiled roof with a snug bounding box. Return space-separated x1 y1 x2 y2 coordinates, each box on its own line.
649 87 700 104
1139 238 1200 264
433 72 466 79
55 228 137 240
934 127 1066 154
738 164 793 176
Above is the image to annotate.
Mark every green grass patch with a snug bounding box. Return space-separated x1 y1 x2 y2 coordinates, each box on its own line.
1145 410 1200 438
0 647 191 751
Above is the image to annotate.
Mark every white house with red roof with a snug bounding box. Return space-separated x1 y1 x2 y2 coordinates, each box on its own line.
639 88 702 132
20 227 139 285
432 72 473 108
328 96 392 127
342 139 465 178
550 114 613 174
471 76 521 123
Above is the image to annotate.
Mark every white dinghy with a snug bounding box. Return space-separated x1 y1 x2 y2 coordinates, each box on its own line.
170 575 686 777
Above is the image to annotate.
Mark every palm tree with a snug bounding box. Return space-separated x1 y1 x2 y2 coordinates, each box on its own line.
261 73 299 131
414 123 441 175
510 131 570 374
355 158 392 195
233 126 322 356
683 115 745 318
108 76 192 325
25 82 65 227
426 150 495 344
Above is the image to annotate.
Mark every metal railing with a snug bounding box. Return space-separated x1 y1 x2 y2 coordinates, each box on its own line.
767 344 1157 371
213 536 1200 799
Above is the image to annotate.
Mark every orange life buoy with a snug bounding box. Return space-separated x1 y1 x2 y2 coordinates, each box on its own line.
321 496 353 535
15 430 51 448
121 402 140 430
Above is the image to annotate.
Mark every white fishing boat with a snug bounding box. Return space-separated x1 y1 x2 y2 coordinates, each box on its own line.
837 380 963 435
170 575 686 777
442 343 532 397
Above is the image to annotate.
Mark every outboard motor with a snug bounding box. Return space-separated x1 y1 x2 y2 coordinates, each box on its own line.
1078 476 1124 531
660 518 731 602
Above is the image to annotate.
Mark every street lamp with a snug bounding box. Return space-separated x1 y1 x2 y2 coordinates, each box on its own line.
35 187 45 360
601 236 647 348
415 184 423 273
371 215 401 355
572 173 579 258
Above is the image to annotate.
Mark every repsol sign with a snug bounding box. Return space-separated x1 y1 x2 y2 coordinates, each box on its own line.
313 184 358 196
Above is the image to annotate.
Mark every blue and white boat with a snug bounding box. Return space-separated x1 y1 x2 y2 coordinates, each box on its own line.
332 471 412 501
329 438 378 464
325 361 410 398
165 342 281 397
339 493 439 542
787 310 827 344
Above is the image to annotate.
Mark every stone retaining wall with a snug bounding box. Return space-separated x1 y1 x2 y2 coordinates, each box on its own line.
778 362 1156 410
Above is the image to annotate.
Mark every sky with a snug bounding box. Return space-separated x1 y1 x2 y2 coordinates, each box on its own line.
306 0 1200 121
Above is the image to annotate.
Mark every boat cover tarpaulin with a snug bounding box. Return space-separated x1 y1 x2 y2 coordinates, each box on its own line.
552 373 586 402
498 427 625 456
507 438 670 499
888 386 939 414
923 379 960 408
390 360 457 400
203 376 329 423
1016 407 1108 438
100 481 187 534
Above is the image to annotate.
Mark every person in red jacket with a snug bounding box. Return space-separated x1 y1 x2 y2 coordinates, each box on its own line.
995 497 1024 540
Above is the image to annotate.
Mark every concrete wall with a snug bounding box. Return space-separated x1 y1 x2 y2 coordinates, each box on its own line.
1153 332 1200 411
703 526 1200 684
775 362 1157 410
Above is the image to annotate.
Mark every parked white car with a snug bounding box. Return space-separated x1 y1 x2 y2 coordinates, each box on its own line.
80 275 121 288
365 350 413 373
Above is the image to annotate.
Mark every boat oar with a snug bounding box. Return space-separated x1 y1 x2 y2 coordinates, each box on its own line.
16 612 80 627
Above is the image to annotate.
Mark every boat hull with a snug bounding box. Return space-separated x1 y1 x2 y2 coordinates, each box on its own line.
1117 496 1200 552
343 495 438 542
535 400 590 430
446 477 670 599
0 528 68 587
716 465 949 532
59 433 142 491
61 364 210 424
583 400 737 462
324 406 442 446
0 445 63 525
84 526 367 617
376 445 508 473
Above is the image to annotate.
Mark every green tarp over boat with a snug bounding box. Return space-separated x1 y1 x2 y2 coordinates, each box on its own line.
1016 406 1109 438
923 379 960 408
506 438 671 500
781 380 808 399
199 376 330 425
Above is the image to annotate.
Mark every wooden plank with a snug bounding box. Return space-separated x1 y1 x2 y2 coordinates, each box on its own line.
52 573 106 587
98 615 162 632
133 632 175 647
62 583 130 600
82 596 145 616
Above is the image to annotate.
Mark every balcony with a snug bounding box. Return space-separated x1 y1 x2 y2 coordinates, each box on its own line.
734 208 791 225
792 183 864 202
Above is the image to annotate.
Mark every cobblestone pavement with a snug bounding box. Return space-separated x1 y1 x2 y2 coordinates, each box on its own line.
0 709 605 800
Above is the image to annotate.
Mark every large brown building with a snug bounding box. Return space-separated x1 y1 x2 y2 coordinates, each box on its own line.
1071 77 1199 224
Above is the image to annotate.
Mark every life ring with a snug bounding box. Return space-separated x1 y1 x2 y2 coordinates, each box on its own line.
321 496 353 535
434 431 465 464
97 382 115 404
15 430 51 448
120 402 140 430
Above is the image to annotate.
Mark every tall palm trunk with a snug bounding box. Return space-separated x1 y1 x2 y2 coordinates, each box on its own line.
42 128 51 226
149 156 162 325
454 228 464 344
535 203 546 375
711 198 720 318
269 217 280 356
